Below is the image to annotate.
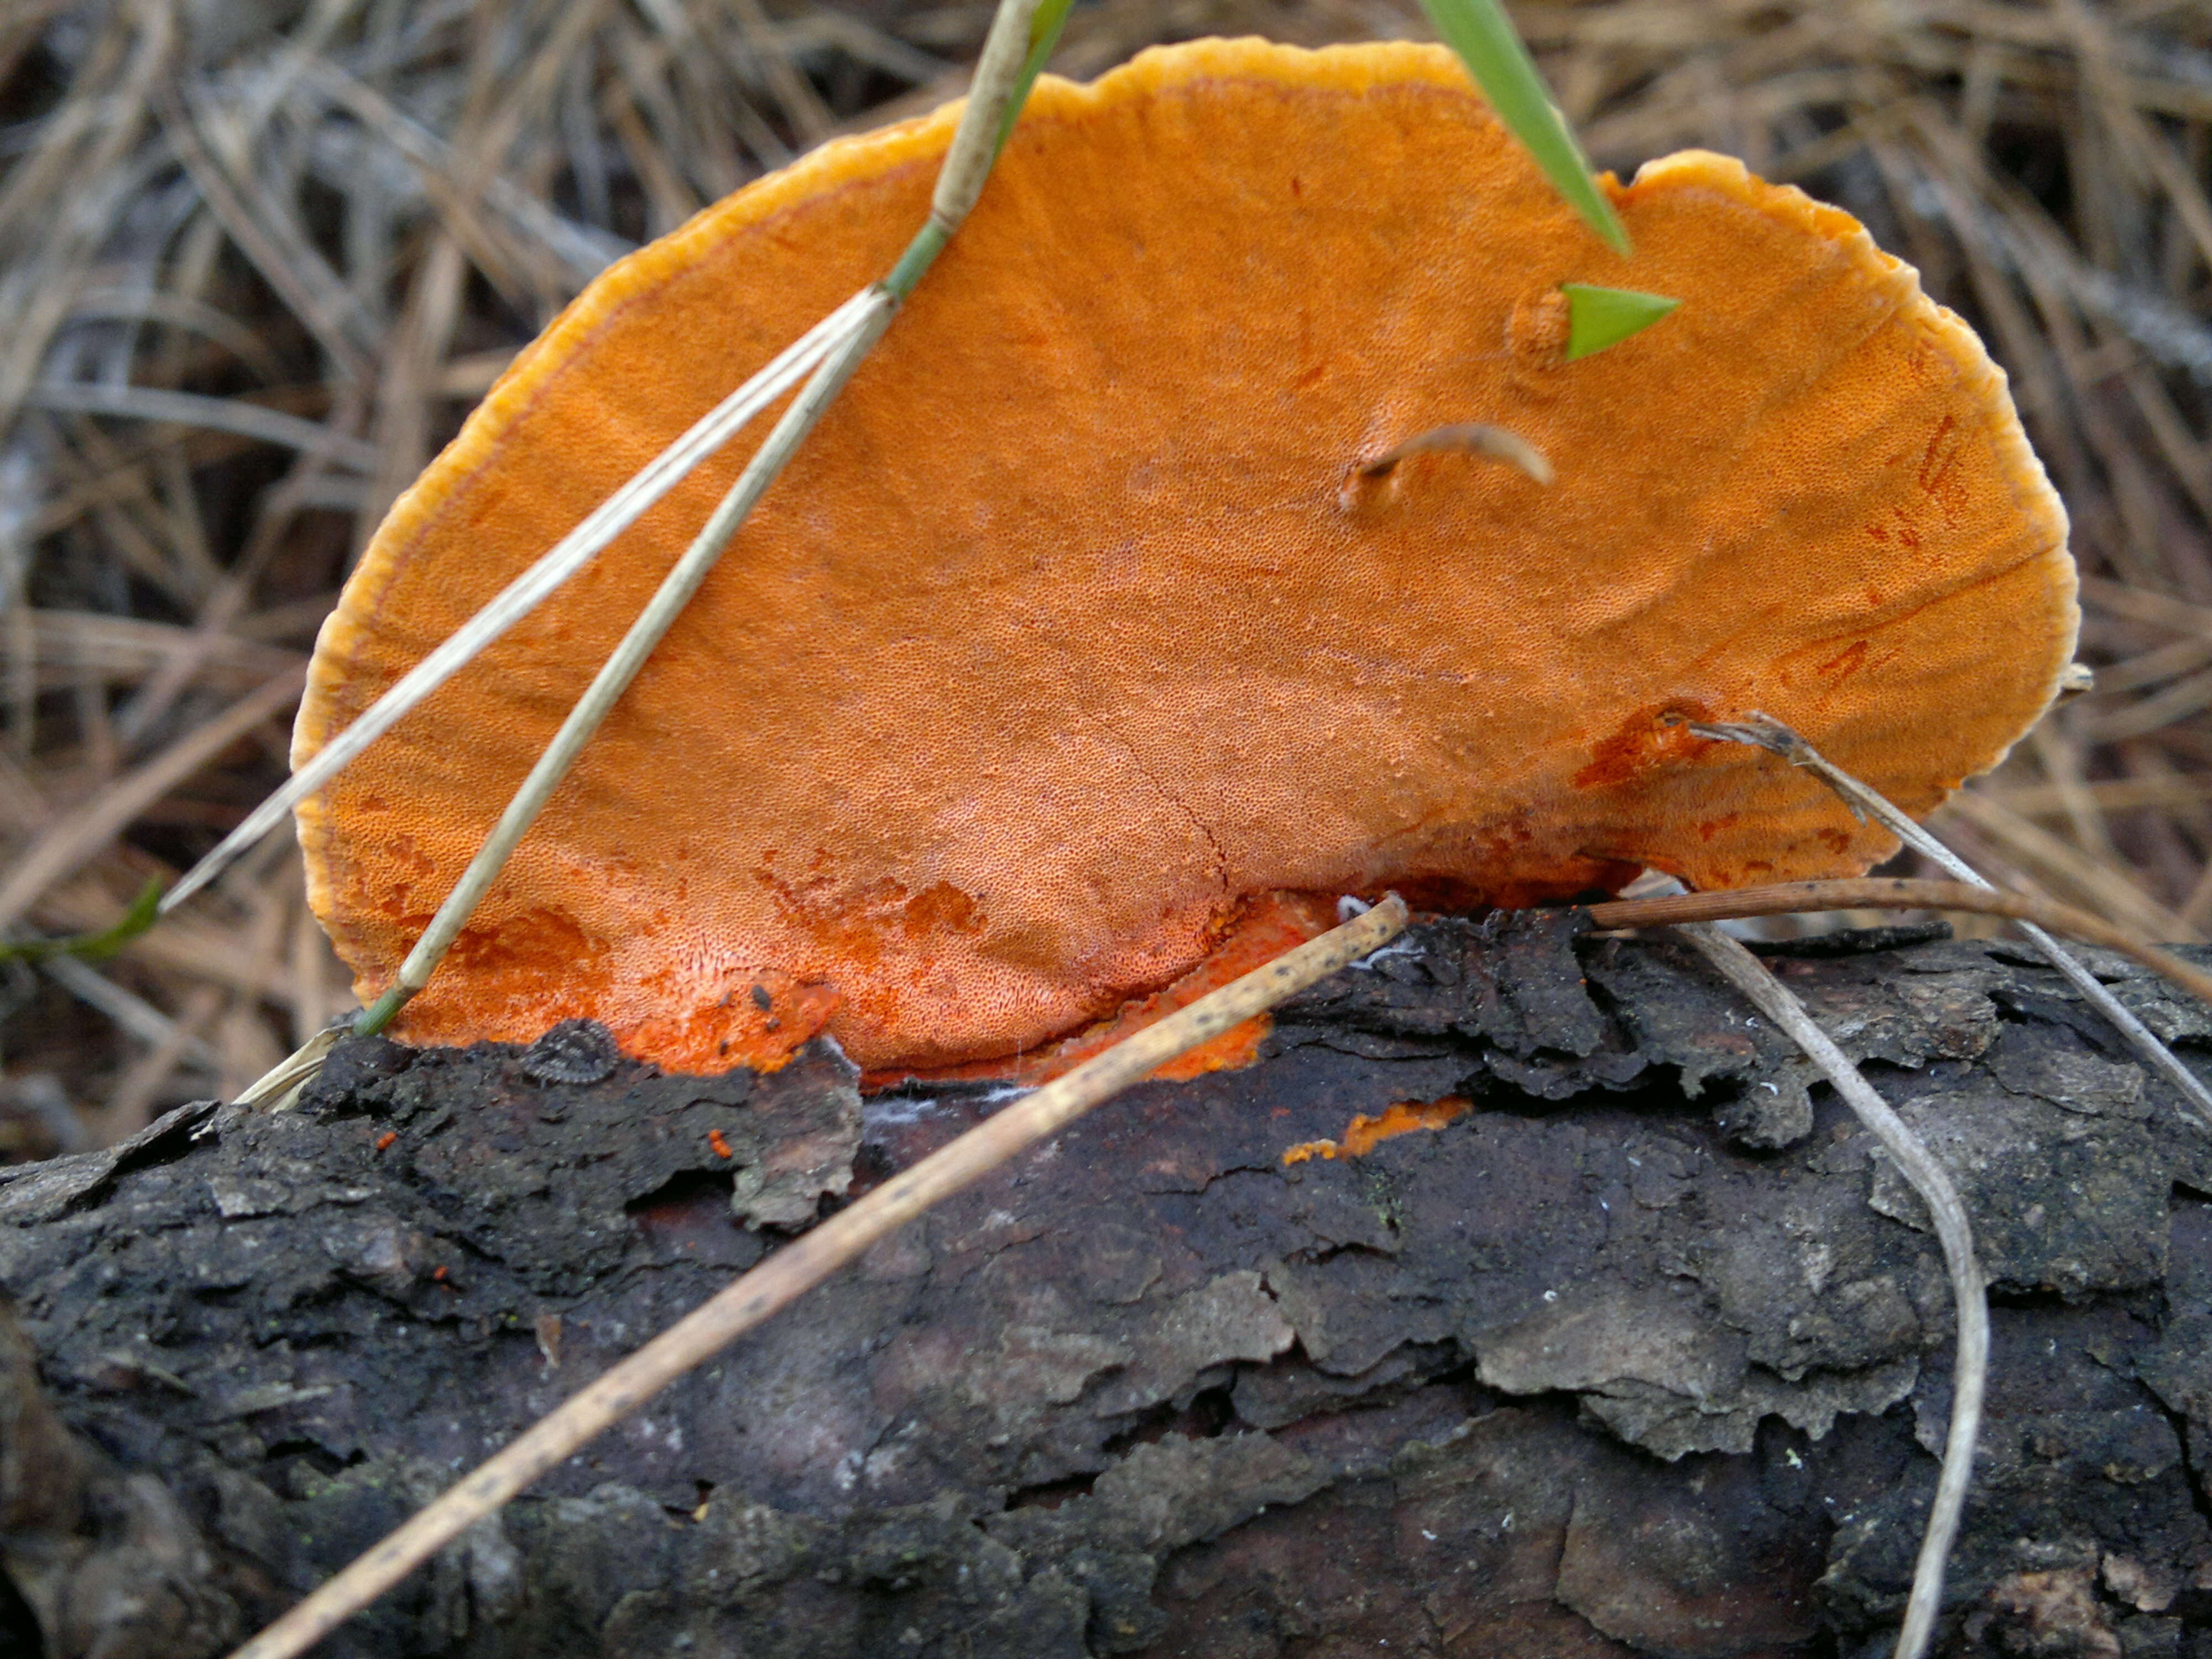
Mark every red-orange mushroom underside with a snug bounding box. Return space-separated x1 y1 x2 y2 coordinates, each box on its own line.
296 38 2078 1076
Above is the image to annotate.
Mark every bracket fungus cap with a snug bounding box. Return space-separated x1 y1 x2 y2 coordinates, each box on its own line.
295 38 2078 1076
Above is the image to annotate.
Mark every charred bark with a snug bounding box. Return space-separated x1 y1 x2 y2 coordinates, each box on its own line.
2 919 2210 1659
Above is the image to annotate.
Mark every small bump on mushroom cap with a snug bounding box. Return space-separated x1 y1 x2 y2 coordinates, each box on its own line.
295 38 2077 1076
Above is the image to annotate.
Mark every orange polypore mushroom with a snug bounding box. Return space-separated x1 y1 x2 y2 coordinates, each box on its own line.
295 38 2077 1077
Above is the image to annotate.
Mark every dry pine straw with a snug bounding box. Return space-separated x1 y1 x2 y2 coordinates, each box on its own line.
2 0 2212 1147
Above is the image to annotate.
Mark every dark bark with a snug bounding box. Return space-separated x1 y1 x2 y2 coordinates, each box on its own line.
2 919 2210 1659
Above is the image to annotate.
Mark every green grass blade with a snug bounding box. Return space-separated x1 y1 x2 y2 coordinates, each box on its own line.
0 878 164 966
1418 0 1629 255
889 0 1071 299
994 0 1075 161
1563 283 1679 359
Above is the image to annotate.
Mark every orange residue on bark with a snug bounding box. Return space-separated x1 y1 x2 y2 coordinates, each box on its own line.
707 1128 734 1159
1281 1095 1473 1164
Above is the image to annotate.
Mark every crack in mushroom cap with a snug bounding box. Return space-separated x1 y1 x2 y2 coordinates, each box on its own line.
294 38 2078 1075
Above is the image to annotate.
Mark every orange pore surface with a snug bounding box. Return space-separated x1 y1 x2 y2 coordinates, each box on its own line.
295 39 2078 1077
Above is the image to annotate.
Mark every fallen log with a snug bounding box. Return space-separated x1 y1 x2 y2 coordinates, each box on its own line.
3 916 2209 1658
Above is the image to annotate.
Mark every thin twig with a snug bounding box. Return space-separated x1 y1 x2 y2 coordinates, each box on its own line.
1585 875 2212 1017
1692 713 2212 1127
159 289 876 912
174 0 1071 925
221 895 1408 1659
353 0 1058 1035
1675 924 1985 1659
356 293 896 1031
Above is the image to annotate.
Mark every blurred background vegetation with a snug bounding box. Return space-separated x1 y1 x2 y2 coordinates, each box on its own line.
2 0 2209 1156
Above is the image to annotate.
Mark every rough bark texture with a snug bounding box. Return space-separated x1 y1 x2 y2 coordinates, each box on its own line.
2 919 2211 1659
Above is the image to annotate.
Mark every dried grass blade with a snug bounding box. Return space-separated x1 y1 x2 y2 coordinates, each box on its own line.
19 385 379 472
353 0 1053 1031
358 290 899 1032
0 0 170 254
1936 787 2191 938
1588 877 2212 1027
1693 716 2212 1125
0 470 36 761
298 60 629 284
222 896 1407 1659
2080 576 2212 637
156 81 380 380
1677 923 1985 1659
159 288 877 913
40 951 208 1058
